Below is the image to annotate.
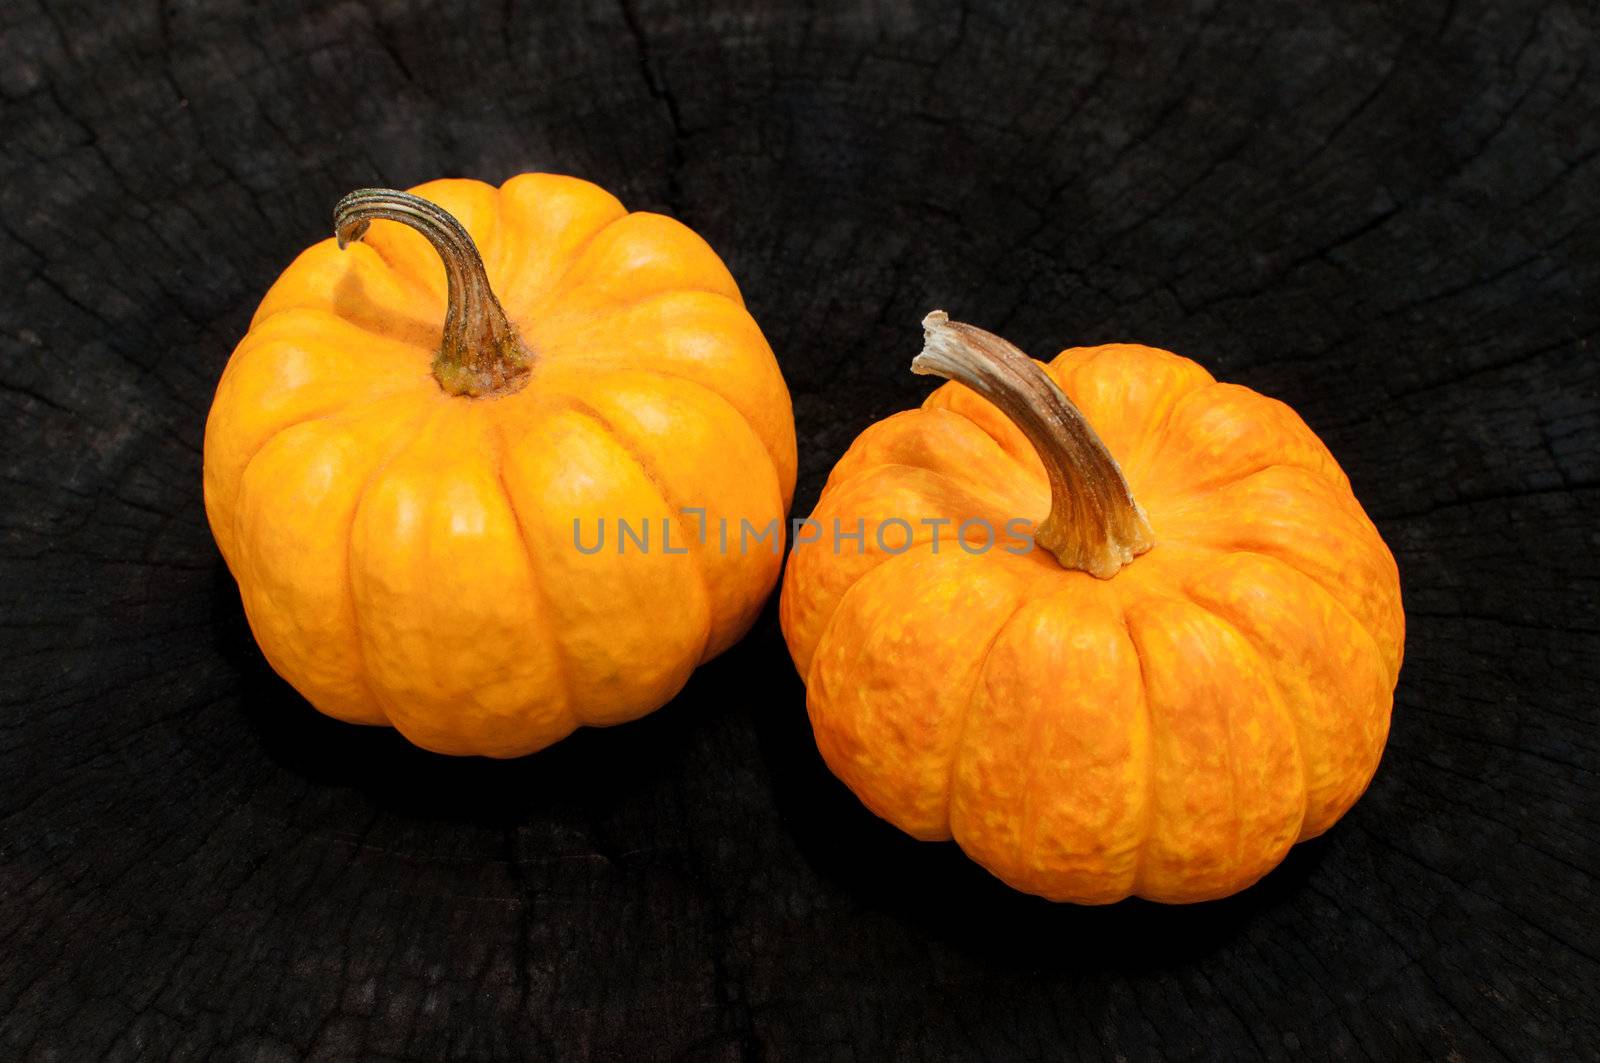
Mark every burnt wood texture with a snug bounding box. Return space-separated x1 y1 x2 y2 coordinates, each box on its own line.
2 0 1597 1059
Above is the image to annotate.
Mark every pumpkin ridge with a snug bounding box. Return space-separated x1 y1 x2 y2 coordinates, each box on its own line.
620 286 741 312
791 460 1064 663
920 404 1044 484
1179 510 1399 685
1161 456 1367 518
1045 349 1214 481
547 398 717 691
1197 548 1396 828
1218 618 1250 888
535 368 786 660
356 232 448 312
212 400 332 566
817 459 1043 528
549 391 719 664
802 545 1020 839
1182 589 1312 849
340 405 440 728
215 322 431 451
528 211 741 321
227 392 429 565
527 292 753 356
624 212 744 307
490 429 577 734
516 207 632 316
486 183 515 296
1120 596 1268 901
544 281 750 321
626 286 743 312
485 185 531 311
229 396 431 725
247 269 442 349
790 530 942 680
811 410 924 492
800 538 947 696
250 240 442 340
219 312 435 419
241 305 437 356
616 362 781 455
1121 610 1156 899
817 407 1045 510
602 364 791 498
1014 613 1056 891
1138 382 1352 501
943 594 1033 853
1157 459 1358 506
922 377 1047 473
1130 385 1206 487
491 183 594 318
1254 545 1397 677
796 478 1028 663
492 175 629 317
1151 466 1400 680
222 390 430 515
516 288 793 493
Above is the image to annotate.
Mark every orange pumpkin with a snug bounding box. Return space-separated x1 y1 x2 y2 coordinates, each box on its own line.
780 312 1403 903
204 176 795 756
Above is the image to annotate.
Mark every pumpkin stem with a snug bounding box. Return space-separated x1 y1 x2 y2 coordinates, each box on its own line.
333 188 532 398
911 311 1154 578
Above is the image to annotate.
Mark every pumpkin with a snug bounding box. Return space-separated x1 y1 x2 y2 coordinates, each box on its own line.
204 176 796 756
780 312 1403 903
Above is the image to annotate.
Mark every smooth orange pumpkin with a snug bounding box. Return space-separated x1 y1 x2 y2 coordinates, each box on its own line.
780 312 1403 903
205 175 795 756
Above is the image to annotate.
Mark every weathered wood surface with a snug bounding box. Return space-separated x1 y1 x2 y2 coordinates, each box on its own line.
1 0 1596 1058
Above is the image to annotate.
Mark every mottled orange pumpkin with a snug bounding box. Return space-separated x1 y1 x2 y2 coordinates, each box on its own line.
780 313 1403 903
204 176 795 756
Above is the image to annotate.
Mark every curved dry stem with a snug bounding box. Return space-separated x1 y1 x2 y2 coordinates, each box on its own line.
334 188 531 398
911 311 1154 577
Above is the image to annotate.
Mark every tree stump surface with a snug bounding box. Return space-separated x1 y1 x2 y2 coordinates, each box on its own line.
1 1 1596 1058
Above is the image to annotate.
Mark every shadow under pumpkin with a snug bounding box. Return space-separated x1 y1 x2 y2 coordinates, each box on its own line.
211 550 1330 974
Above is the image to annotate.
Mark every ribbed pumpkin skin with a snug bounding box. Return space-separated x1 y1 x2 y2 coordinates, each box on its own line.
780 343 1402 903
205 174 796 757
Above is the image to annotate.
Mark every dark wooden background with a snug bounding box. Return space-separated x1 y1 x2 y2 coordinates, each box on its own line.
2 0 1596 1059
